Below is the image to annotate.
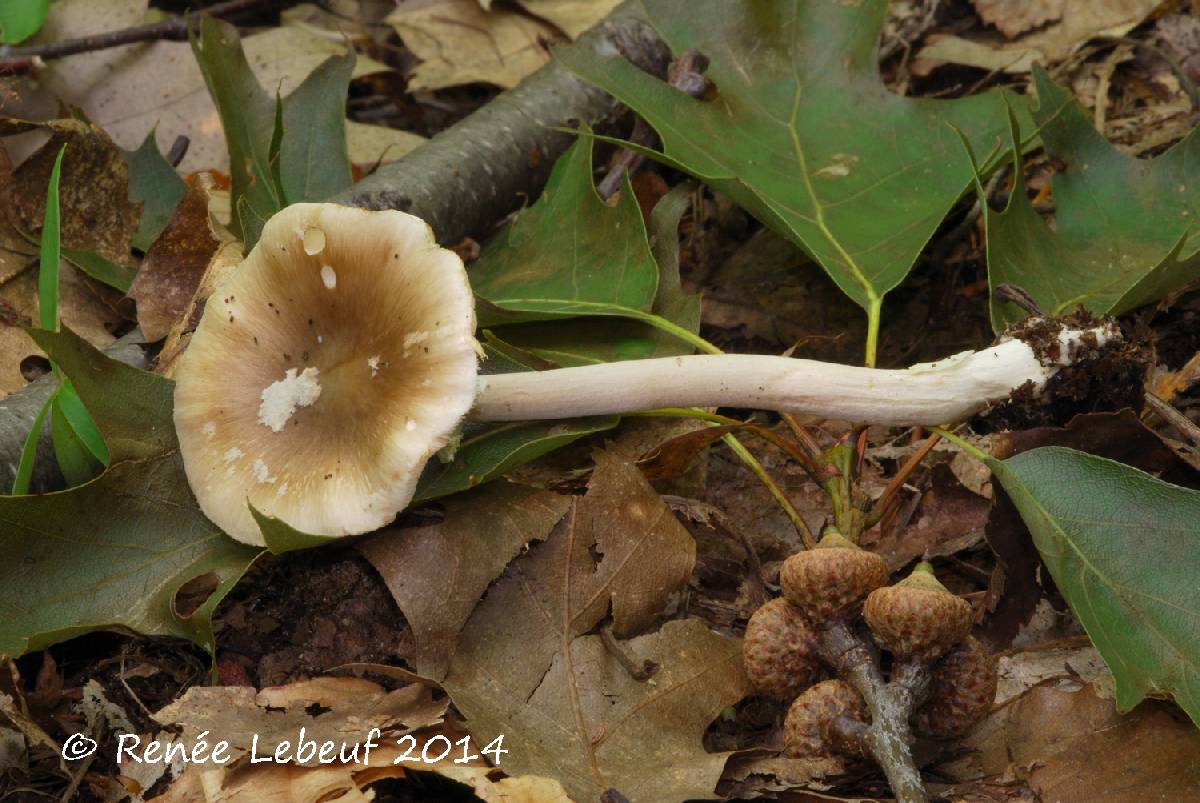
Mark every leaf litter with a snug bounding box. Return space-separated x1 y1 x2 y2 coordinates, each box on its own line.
4 0 1200 800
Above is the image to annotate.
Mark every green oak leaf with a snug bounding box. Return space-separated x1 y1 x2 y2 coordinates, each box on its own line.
558 0 1025 362
192 16 355 249
413 416 619 503
470 135 706 352
987 445 1200 727
120 128 187 253
0 328 260 657
986 67 1200 330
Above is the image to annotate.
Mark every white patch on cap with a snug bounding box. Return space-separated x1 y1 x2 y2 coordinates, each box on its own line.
258 367 322 432
403 330 429 355
302 227 326 256
405 419 417 432
368 355 381 377
222 446 244 464
320 265 337 289
251 458 276 484
276 481 289 497
203 421 217 440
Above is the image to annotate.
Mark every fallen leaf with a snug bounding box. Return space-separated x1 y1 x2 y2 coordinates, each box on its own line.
154 676 447 766
0 118 140 267
918 0 1161 71
995 642 1113 705
411 415 620 503
870 463 990 571
121 128 188 252
359 481 572 680
389 0 562 90
985 445 1200 727
156 238 244 376
447 618 746 803
984 71 1200 330
512 0 622 38
0 328 260 656
129 175 222 341
971 0 1064 39
560 0 1024 342
440 450 741 801
35 0 388 175
345 120 425 167
156 738 571 803
943 684 1200 800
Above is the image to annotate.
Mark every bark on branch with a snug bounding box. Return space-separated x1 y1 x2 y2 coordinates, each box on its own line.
333 0 667 246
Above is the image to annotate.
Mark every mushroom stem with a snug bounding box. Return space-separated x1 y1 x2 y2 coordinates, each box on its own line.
472 327 1111 425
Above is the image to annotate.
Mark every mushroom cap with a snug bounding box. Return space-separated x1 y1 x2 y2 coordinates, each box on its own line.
174 203 478 545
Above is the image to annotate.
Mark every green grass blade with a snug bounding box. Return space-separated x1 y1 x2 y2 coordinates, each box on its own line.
50 396 102 485
54 379 110 465
38 145 66 331
11 392 55 495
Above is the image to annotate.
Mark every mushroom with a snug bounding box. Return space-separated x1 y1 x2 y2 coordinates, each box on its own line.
174 203 1117 545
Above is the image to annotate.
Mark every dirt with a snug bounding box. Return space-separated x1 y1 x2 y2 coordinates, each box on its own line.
976 311 1152 431
214 550 413 687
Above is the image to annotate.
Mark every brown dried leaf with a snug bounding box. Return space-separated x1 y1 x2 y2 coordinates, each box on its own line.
870 463 990 571
128 176 222 342
34 0 388 175
358 481 572 681
440 451 742 801
153 676 446 767
447 618 746 803
157 737 571 803
0 118 139 266
388 0 563 90
512 0 623 38
941 684 1200 800
156 239 243 376
971 0 1064 39
636 423 744 482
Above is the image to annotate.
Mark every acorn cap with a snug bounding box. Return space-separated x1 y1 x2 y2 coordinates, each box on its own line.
912 636 997 738
174 203 479 545
863 562 973 659
783 679 868 758
742 598 821 700
779 530 889 624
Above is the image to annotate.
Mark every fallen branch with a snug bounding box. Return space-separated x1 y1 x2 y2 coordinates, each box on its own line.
333 1 667 246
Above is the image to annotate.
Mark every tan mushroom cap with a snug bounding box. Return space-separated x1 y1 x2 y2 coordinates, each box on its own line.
174 203 478 546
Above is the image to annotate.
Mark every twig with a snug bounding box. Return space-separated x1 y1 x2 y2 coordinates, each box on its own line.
1145 391 1200 451
815 621 930 803
866 431 942 527
0 0 276 71
600 625 658 681
722 433 818 549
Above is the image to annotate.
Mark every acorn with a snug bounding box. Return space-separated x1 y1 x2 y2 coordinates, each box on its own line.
742 598 822 700
779 529 889 624
912 636 997 738
783 679 868 758
862 562 972 660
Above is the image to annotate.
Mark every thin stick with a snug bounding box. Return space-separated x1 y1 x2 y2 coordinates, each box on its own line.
815 622 930 803
866 431 942 527
0 0 274 69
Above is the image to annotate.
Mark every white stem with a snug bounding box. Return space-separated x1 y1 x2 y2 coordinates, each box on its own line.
471 328 1113 426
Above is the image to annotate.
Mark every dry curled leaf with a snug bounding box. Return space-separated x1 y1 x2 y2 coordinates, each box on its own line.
388 0 564 90
154 676 447 767
438 450 745 801
129 175 223 342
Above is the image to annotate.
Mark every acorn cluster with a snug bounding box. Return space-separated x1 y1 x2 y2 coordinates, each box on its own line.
743 529 997 758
